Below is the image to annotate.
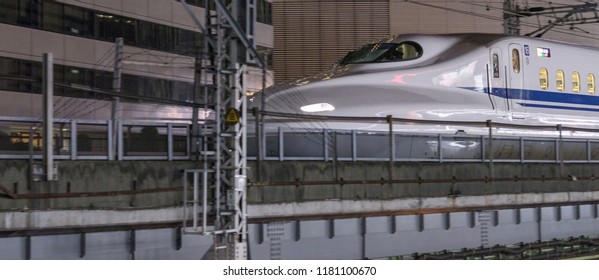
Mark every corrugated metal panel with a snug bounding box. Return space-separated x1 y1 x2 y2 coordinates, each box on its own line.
273 0 390 82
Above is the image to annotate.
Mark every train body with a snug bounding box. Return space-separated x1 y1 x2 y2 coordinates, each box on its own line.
250 33 599 137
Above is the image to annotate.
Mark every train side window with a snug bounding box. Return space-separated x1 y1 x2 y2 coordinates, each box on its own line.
589 73 596 94
511 49 520 73
556 70 565 91
492 54 500 78
572 72 580 93
539 68 548 90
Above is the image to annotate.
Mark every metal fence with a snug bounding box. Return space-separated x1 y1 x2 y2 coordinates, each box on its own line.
247 128 599 163
0 116 190 160
4 111 599 164
248 111 599 164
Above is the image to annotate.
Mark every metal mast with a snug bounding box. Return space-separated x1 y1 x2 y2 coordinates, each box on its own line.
181 0 263 260
503 0 521 34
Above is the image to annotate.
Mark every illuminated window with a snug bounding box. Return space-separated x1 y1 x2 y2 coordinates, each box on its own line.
572 72 580 93
589 74 596 94
556 70 565 91
539 68 548 90
511 49 520 73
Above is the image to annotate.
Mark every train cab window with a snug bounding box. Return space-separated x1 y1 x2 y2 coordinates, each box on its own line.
340 42 423 64
556 70 565 91
589 74 596 94
539 68 548 90
572 72 580 93
511 49 520 73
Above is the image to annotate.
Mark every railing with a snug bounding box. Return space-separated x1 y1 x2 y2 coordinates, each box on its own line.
247 128 599 163
248 110 599 164
4 110 599 164
0 116 191 161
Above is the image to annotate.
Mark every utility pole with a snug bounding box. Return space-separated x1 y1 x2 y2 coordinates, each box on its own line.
503 0 520 34
42 53 55 181
112 37 123 160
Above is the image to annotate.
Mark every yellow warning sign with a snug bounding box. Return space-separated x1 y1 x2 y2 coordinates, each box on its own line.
225 108 240 125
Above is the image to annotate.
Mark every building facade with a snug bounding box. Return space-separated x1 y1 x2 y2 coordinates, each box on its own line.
0 0 273 119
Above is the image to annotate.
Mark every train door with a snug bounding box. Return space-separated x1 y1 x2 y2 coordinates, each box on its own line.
508 43 525 119
489 48 509 117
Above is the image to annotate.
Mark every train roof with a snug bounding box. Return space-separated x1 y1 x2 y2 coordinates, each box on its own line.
383 33 599 52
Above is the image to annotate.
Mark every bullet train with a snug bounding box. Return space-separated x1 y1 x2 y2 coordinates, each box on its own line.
248 34 599 160
250 33 599 136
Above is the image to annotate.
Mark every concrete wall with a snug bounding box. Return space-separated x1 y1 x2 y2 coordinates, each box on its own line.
0 160 198 210
248 161 599 204
1 160 598 211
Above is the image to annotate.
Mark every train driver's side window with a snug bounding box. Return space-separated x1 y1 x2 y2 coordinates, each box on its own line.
539 68 548 90
589 73 596 94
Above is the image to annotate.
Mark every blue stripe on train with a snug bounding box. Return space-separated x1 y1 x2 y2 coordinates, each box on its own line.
463 87 599 111
517 103 599 112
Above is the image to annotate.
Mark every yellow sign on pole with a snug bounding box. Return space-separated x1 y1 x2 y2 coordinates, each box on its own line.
225 108 240 125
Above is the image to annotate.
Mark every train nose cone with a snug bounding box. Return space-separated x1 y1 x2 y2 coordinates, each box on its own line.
249 64 351 110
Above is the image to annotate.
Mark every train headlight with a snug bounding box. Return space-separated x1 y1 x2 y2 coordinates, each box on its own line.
300 103 335 113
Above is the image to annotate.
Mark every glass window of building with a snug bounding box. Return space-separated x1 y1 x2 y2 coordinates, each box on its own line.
1 1 232 56
42 1 63 33
539 68 548 90
0 1 19 24
556 70 565 91
123 18 137 45
589 74 596 94
257 0 272 24
94 12 123 42
18 0 41 27
64 5 92 36
572 72 580 93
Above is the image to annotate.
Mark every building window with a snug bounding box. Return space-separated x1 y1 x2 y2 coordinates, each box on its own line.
64 5 92 36
1 1 216 56
511 49 520 73
42 0 62 32
0 1 19 24
572 72 580 93
0 56 193 102
539 68 548 90
18 0 41 27
556 70 565 91
257 0 272 25
94 13 123 42
589 74 596 94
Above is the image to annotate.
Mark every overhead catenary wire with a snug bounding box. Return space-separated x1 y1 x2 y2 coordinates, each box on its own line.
404 0 599 41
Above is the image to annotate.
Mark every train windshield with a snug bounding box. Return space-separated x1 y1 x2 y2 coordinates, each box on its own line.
340 42 422 64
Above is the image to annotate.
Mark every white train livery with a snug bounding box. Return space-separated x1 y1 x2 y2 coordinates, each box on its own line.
250 33 599 136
